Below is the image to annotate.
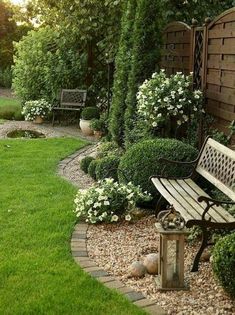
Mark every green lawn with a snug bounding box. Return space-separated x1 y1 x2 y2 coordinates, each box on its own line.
0 96 21 107
0 138 145 315
0 96 22 120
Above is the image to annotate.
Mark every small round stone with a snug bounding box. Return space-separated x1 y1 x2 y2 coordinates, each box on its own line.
129 261 146 277
143 253 159 275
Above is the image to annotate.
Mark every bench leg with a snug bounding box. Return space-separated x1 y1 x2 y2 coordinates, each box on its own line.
52 112 55 126
191 227 209 272
155 195 164 218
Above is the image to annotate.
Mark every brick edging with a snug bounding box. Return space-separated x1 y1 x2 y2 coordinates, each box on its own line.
71 223 166 315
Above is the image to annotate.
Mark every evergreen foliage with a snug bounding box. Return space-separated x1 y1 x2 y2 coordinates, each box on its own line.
124 0 163 146
118 138 198 196
12 27 86 102
108 0 137 146
212 232 235 297
162 0 235 24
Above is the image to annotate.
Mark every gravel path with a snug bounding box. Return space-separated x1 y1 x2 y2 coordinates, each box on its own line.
0 120 96 141
87 217 235 315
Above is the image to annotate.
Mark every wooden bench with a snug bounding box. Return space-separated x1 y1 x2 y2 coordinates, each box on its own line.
151 137 235 272
52 89 87 126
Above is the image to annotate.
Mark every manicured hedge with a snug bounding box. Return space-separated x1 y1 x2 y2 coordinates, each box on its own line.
80 156 95 174
118 138 198 196
88 159 99 180
96 155 120 181
212 232 235 297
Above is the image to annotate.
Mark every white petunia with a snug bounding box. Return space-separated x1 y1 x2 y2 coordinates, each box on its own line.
125 214 132 221
111 215 119 222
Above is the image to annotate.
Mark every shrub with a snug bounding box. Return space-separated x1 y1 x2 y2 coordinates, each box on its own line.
88 159 99 180
90 113 108 133
97 141 124 159
136 71 203 133
108 0 137 146
212 233 235 297
81 106 100 120
118 138 198 196
124 0 163 146
74 178 151 224
0 67 12 88
12 27 86 102
22 99 52 121
0 105 23 120
96 155 120 181
80 156 95 174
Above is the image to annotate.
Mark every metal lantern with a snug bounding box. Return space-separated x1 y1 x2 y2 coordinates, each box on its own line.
155 206 188 291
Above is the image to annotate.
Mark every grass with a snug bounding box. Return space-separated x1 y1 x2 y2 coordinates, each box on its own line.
0 96 21 107
0 138 145 315
0 96 22 120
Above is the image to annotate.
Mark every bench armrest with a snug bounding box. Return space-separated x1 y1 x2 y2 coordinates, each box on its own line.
158 157 197 166
198 196 235 220
198 196 235 206
150 158 197 179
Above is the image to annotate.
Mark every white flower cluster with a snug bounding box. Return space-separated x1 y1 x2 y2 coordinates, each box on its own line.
22 99 52 121
137 70 203 128
74 178 151 224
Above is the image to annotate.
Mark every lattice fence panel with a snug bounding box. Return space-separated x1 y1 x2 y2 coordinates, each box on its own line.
192 27 204 90
204 8 235 145
198 143 235 190
160 22 192 76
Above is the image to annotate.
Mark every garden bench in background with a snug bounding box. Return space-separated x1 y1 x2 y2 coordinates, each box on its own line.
151 137 235 272
52 89 87 126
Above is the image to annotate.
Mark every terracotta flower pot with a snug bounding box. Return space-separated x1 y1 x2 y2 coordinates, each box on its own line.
93 130 104 139
34 116 43 124
79 119 94 136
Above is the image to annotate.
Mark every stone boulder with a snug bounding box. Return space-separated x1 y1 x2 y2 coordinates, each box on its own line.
129 261 146 278
143 253 159 275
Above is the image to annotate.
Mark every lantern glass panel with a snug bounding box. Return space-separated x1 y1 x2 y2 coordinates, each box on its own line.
167 240 179 283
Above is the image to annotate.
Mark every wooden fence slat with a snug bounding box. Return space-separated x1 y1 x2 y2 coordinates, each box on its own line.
208 29 235 39
160 60 189 69
207 59 235 71
162 49 190 57
206 90 235 107
207 73 235 89
206 103 235 121
208 43 235 55
164 34 190 44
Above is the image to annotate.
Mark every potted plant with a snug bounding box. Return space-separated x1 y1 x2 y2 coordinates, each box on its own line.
22 99 52 124
79 106 100 135
90 113 108 139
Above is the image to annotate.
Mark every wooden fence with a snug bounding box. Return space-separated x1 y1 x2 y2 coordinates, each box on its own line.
161 8 235 145
160 22 192 75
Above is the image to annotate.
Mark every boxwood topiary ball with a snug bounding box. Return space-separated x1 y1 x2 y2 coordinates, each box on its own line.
80 156 95 174
95 155 120 181
118 138 198 197
212 232 235 298
88 159 99 180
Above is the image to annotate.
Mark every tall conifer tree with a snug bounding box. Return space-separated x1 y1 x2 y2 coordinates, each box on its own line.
124 0 163 146
109 0 137 146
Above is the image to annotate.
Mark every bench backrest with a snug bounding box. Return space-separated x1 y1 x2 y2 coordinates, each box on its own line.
60 89 87 107
196 138 235 201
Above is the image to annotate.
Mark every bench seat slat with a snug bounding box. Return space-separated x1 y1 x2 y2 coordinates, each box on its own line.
151 178 234 223
184 179 234 223
151 178 195 222
178 179 228 223
53 107 82 111
165 179 213 222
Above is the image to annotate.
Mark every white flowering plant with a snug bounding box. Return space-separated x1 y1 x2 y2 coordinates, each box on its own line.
74 178 152 224
22 99 52 121
137 70 203 129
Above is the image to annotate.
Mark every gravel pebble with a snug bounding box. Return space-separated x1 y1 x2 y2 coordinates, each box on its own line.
86 217 235 315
